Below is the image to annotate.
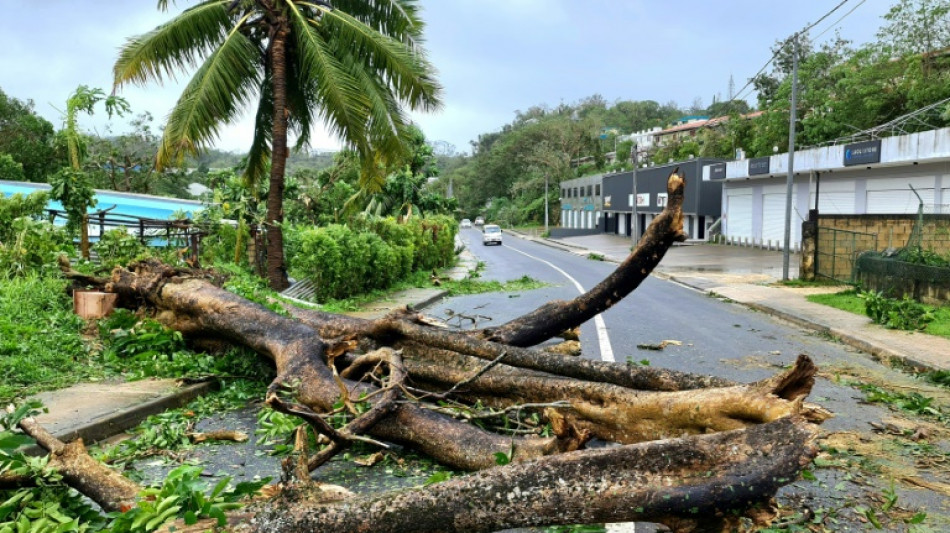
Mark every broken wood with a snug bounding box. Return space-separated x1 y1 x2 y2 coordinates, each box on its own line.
34 169 825 532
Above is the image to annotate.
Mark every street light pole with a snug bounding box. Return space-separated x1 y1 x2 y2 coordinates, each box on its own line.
782 35 800 281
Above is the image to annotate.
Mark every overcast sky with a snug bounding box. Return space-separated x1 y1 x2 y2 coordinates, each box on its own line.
0 0 896 156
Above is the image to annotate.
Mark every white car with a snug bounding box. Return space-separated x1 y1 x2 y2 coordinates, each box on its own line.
460 218 472 228
474 216 485 226
482 224 503 246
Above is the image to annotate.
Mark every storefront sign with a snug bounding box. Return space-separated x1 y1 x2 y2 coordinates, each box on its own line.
749 157 770 175
636 193 649 206
708 162 726 180
656 193 668 207
603 196 611 208
843 139 882 166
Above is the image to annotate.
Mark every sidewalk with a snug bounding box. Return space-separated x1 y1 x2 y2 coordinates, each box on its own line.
523 231 950 373
28 244 480 447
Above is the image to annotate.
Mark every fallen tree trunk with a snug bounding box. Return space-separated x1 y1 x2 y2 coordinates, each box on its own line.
36 169 825 532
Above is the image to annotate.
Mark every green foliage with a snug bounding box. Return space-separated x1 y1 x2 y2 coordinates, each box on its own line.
107 465 268 532
0 191 50 241
0 218 72 279
0 88 61 182
48 168 96 235
287 215 457 301
0 154 24 182
97 380 266 467
441 275 547 297
900 246 950 267
255 408 307 456
855 382 946 423
92 229 147 270
0 275 94 401
860 290 934 331
99 309 273 381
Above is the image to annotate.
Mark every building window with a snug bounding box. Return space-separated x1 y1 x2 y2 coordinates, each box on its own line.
595 184 601 196
587 185 593 196
574 188 578 197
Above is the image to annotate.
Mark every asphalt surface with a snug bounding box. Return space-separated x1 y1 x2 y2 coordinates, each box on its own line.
448 228 893 434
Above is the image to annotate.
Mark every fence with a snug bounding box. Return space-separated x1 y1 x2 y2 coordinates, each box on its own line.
803 204 950 282
47 208 206 263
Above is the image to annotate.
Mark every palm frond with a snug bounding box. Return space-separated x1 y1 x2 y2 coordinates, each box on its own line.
157 27 261 168
320 8 441 111
243 77 274 188
286 3 371 148
114 1 232 88
321 0 424 44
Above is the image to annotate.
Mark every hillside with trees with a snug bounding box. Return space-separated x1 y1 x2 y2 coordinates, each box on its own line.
442 0 950 227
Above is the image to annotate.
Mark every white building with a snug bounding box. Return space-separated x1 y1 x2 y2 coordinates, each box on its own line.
716 128 950 249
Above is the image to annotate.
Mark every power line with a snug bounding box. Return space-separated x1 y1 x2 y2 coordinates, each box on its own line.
728 0 855 106
811 0 868 42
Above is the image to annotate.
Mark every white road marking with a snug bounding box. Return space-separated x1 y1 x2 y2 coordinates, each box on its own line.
504 243 616 363
504 238 632 532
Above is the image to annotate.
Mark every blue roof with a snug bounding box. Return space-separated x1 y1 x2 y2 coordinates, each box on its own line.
0 180 203 220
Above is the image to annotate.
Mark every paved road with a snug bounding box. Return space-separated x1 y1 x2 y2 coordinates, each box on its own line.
439 228 950 532
450 228 884 420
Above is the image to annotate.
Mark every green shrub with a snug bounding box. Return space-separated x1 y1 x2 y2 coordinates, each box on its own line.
0 191 49 242
861 290 934 331
287 215 457 301
0 217 72 278
93 228 147 269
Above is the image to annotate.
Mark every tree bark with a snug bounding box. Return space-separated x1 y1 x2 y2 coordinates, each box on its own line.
264 11 290 291
40 169 825 531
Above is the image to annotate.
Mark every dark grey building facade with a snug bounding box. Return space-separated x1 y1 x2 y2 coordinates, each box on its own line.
601 159 724 240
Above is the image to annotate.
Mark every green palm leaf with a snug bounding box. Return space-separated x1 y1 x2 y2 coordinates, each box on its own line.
159 25 261 167
114 1 231 87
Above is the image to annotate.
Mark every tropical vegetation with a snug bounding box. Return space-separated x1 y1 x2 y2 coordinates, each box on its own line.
112 0 442 289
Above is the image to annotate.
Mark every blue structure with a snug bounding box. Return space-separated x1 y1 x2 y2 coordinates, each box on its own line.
0 180 203 220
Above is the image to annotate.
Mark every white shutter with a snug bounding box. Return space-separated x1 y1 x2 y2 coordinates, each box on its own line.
762 194 787 243
817 192 853 214
726 193 753 239
867 189 934 214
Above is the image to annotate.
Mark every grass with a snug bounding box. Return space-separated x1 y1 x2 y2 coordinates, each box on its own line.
0 275 102 401
807 289 950 340
806 289 865 314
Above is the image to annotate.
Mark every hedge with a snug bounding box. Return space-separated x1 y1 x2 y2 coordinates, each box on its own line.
288 216 457 301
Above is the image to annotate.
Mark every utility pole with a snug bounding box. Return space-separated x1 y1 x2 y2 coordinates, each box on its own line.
631 143 638 243
782 35 800 281
544 174 549 234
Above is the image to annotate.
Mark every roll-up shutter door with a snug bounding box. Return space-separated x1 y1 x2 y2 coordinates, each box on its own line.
726 193 753 239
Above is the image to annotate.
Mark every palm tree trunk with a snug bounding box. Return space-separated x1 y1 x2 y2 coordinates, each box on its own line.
265 20 291 291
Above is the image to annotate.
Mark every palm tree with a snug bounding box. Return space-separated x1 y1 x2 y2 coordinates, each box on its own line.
114 0 442 289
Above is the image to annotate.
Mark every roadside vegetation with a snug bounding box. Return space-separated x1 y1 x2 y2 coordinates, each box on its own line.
807 288 950 339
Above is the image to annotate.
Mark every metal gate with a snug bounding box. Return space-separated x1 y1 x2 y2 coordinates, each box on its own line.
815 227 878 283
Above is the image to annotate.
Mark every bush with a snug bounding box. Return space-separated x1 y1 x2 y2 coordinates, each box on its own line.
0 217 72 278
93 228 147 269
861 290 935 331
0 191 49 243
287 215 457 301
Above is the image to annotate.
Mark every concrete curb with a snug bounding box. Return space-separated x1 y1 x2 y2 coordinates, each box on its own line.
25 381 216 454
